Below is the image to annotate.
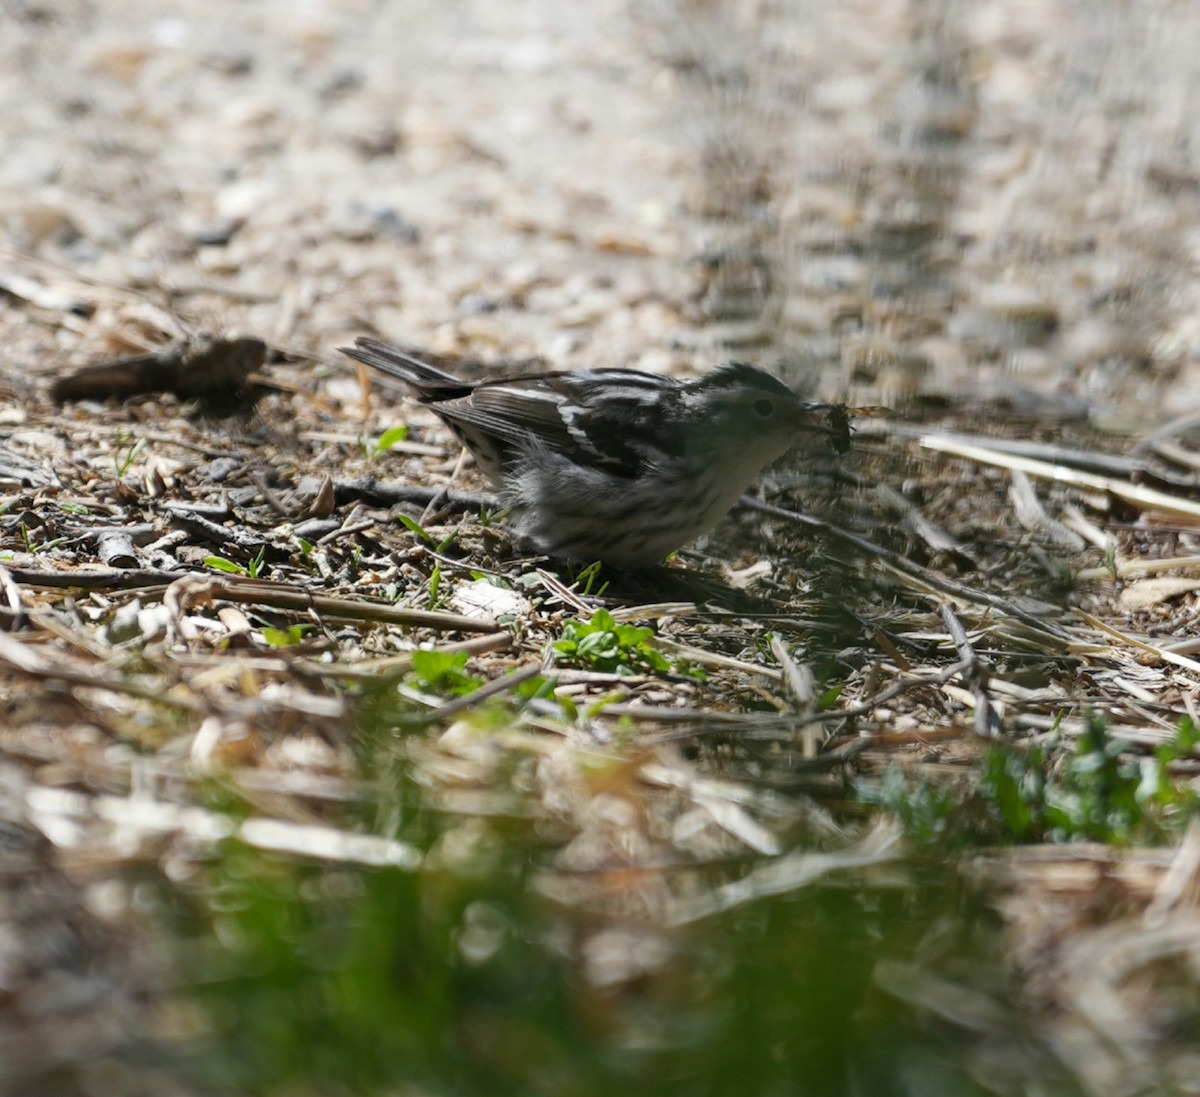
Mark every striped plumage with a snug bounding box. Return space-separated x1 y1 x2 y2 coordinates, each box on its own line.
341 336 845 567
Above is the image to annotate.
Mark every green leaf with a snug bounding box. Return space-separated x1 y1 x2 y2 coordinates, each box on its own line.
261 624 313 648
409 649 481 695
247 545 268 579
375 425 410 454
397 513 434 545
205 556 248 576
818 685 844 710
1178 715 1199 754
411 649 469 678
514 674 556 702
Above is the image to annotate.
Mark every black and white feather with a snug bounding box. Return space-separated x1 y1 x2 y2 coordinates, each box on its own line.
341 336 846 567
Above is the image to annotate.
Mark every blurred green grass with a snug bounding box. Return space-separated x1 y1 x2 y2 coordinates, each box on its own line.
139 683 1112 1097
152 785 1071 1097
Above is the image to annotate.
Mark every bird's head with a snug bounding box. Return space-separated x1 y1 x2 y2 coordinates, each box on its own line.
680 363 844 466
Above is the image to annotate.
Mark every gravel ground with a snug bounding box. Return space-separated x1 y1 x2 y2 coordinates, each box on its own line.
4 0 1200 414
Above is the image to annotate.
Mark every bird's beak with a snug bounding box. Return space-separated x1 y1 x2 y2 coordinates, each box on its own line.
790 402 852 453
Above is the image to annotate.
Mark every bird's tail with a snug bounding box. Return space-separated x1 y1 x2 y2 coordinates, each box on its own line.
339 337 469 396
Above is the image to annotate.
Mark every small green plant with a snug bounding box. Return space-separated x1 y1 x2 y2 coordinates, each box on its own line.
409 649 482 695
248 547 268 578
427 565 446 610
295 537 321 575
361 425 410 461
205 556 247 576
573 560 608 598
870 766 964 847
553 609 672 677
19 522 65 555
397 514 458 554
205 546 268 579
57 502 90 516
1102 540 1120 582
514 674 557 704
872 714 1200 849
259 623 313 648
981 713 1191 845
818 684 844 709
114 435 149 477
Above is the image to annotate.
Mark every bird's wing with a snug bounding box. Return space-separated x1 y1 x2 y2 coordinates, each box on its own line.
438 372 677 478
341 341 685 478
437 381 575 451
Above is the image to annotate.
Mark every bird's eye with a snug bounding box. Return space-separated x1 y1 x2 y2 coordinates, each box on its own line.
752 398 775 418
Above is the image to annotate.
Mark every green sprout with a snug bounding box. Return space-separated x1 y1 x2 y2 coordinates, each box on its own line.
260 623 314 648
205 546 267 579
361 425 410 461
553 609 671 677
397 513 458 554
114 435 149 477
409 650 482 696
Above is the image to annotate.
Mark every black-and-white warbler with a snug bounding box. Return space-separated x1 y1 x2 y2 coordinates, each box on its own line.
341 336 848 568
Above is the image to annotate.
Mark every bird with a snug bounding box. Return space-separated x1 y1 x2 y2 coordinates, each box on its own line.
340 336 848 568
